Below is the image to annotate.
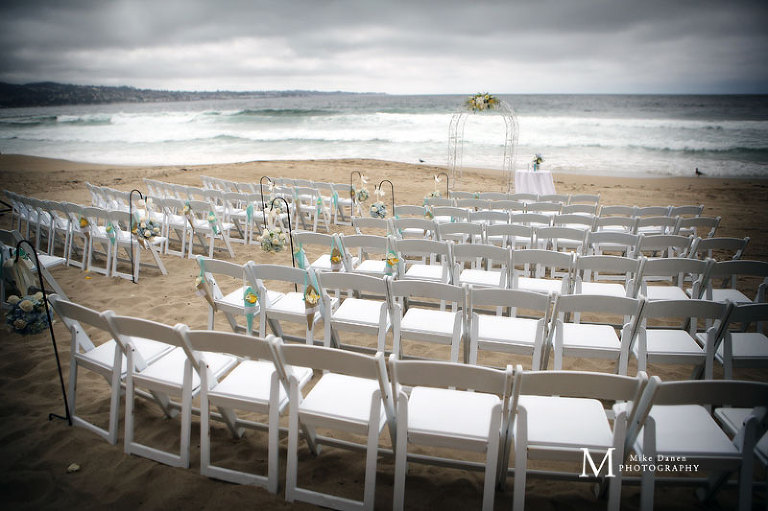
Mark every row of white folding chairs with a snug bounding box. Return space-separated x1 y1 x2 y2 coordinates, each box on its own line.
196 254 768 379
49 293 768 511
447 191 601 205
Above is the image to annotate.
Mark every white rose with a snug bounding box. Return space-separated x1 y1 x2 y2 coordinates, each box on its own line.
19 300 34 312
7 295 20 305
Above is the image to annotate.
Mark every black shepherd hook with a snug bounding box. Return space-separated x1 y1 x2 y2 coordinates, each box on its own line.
269 197 296 269
14 239 72 426
378 179 395 218
349 170 362 219
128 189 144 284
436 171 449 197
258 176 273 227
269 196 297 292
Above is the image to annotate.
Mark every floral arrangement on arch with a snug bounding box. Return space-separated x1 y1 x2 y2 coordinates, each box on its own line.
258 226 287 253
466 93 499 112
5 292 51 336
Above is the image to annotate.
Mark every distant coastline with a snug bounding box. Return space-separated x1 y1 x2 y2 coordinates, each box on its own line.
0 81 379 108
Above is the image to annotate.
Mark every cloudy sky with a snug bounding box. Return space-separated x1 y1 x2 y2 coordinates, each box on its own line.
1 0 766 94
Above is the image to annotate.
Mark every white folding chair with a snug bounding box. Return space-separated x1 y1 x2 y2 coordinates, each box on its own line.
675 216 721 238
436 221 484 244
178 328 311 492
485 223 534 250
391 217 437 240
105 313 237 468
352 216 391 236
246 263 335 345
637 256 712 301
110 210 168 281
80 206 113 276
668 204 703 218
585 230 641 257
635 216 678 236
569 193 600 206
0 229 68 299
394 238 453 284
452 243 510 289
390 357 513 511
632 299 731 377
338 234 394 277
317 271 392 352
546 293 644 373
635 206 671 218
388 279 466 363
431 205 469 225
468 288 552 370
702 260 768 304
688 236 749 262
48 295 172 445
534 225 588 254
709 302 768 379
626 378 768 511
631 234 694 259
573 255 643 298
271 340 395 511
508 368 647 511
186 199 234 258
292 231 338 272
509 249 574 295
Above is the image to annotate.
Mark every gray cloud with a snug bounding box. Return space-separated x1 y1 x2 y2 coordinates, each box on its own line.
1 0 766 93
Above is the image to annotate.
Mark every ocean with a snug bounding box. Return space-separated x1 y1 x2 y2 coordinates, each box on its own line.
1 94 766 178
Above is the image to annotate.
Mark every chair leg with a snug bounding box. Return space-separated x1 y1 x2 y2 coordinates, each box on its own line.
362 398 382 511
393 397 409 511
482 411 501 511
267 398 280 494
200 391 212 477
513 409 528 511
285 382 300 503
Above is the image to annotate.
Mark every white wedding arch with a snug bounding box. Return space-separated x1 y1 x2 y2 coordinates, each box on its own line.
448 94 519 191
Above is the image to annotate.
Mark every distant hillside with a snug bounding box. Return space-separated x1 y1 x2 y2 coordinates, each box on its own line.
0 82 361 108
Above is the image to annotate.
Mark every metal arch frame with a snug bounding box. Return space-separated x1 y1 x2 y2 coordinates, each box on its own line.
448 99 519 192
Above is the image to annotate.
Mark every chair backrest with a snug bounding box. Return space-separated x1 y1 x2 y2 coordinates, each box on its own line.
561 203 598 216
574 255 643 287
390 357 513 397
387 278 465 306
553 213 596 230
394 205 427 217
455 198 491 210
509 213 551 227
181 327 274 363
394 238 451 259
485 223 534 246
104 312 191 372
552 293 644 319
599 205 637 217
675 216 721 238
525 202 562 214
632 234 693 258
569 193 600 206
488 200 526 213
48 294 112 355
450 191 476 199
585 231 642 256
511 248 575 278
689 236 749 261
635 216 678 234
452 243 510 267
469 287 552 320
391 217 437 235
537 194 569 204
635 206 671 217
246 263 310 288
668 204 704 218
431 206 470 222
639 299 731 336
436 222 484 243
339 233 389 254
513 368 646 408
353 217 390 235
424 197 454 207
534 226 587 252
317 271 389 298
469 210 510 225
509 193 538 202
479 192 511 201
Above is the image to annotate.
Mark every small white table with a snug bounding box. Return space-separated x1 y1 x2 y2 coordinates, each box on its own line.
514 169 556 196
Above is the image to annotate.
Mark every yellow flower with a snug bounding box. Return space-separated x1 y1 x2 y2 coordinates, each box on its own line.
244 291 258 304
386 256 399 266
79 217 89 228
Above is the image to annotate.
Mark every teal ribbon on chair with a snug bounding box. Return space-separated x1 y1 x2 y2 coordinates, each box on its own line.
207 211 219 235
331 190 339 209
106 222 117 245
246 203 254 223
243 286 258 334
294 243 307 269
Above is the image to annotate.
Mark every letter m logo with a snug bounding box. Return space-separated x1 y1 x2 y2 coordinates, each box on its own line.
579 448 616 478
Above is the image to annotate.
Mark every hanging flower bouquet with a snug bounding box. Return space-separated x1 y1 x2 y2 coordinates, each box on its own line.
5 292 51 336
132 217 161 248
258 227 287 253
466 92 499 112
356 187 370 203
370 201 387 219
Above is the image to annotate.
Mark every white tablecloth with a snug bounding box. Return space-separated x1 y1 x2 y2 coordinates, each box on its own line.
514 169 556 196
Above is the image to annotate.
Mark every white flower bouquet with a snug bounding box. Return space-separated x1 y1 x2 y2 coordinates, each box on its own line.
370 201 387 219
5 292 51 336
258 227 287 253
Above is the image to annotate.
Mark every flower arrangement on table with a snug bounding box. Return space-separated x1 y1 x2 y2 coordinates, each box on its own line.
466 92 499 112
532 153 544 171
5 292 51 336
258 226 287 253
132 217 161 248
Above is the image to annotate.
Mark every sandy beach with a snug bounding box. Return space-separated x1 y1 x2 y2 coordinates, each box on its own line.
1 153 767 510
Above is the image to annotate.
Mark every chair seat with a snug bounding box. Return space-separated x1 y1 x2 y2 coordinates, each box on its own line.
300 373 385 428
404 264 445 282
80 337 172 373
477 316 539 346
401 308 459 337
635 405 739 457
714 407 754 436
517 395 614 449
407 386 500 444
709 288 752 303
209 359 312 408
636 330 705 358
561 323 621 350
645 285 690 301
459 269 504 288
354 259 387 275
333 298 388 326
135 348 236 391
36 254 66 269
218 288 281 313
268 292 307 315
579 282 627 298
309 254 332 272
516 276 563 294
716 332 768 363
